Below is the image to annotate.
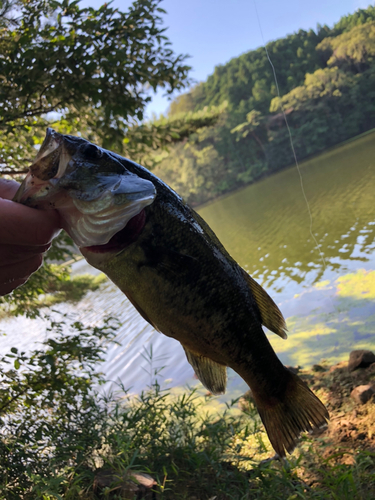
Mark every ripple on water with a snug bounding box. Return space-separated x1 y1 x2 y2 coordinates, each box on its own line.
1 132 375 395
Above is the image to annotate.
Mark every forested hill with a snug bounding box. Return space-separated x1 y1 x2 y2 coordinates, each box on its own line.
149 6 375 206
169 6 375 116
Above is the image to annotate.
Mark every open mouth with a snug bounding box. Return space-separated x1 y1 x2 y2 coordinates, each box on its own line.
82 209 146 253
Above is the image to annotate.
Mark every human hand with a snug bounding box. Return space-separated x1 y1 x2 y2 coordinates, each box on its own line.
0 178 61 296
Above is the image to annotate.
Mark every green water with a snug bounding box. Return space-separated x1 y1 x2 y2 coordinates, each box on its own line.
3 132 375 395
198 131 375 368
199 131 375 302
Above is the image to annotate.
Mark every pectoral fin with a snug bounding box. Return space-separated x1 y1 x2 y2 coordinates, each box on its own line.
184 348 227 395
242 270 288 340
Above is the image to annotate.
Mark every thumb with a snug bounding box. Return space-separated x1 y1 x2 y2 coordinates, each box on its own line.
0 178 20 200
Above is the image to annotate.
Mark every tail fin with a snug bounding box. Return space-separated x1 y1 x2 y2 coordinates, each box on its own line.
256 371 329 457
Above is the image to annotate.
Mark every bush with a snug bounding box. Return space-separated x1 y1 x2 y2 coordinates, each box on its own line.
1 317 374 499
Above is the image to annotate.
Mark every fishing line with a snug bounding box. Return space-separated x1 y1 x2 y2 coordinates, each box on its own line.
252 0 327 273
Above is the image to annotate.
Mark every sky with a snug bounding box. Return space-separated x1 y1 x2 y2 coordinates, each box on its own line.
82 0 373 117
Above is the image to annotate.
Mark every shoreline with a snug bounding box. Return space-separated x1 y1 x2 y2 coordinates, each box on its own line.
195 127 375 211
93 349 375 498
232 348 375 466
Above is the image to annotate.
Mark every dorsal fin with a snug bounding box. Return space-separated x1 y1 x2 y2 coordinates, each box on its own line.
242 270 288 340
183 348 227 395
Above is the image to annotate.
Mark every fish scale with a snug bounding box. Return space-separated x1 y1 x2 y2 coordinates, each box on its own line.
14 128 329 458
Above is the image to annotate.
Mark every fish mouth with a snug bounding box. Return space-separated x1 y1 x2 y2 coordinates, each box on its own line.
81 209 146 254
13 128 157 248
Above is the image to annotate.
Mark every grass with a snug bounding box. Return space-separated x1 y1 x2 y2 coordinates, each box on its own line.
0 266 107 319
1 319 374 499
41 272 107 306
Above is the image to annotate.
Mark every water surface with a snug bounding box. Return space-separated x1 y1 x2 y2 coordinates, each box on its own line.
2 131 375 397
199 131 375 301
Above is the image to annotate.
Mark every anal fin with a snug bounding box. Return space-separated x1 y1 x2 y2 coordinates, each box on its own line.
242 270 288 340
184 348 227 395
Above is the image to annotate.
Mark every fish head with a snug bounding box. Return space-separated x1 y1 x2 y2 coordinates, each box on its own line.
14 128 156 248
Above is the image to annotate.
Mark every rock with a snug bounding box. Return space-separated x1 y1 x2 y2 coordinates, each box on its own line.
93 469 157 499
348 350 375 372
350 385 375 405
312 364 326 373
329 361 347 373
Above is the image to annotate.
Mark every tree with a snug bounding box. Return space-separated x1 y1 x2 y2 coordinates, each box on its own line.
153 5 375 206
231 109 267 159
331 5 375 35
269 67 354 112
317 21 375 73
0 0 191 172
0 0 211 316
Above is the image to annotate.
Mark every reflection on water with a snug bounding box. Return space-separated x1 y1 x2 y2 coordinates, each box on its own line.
199 131 375 301
1 131 375 395
0 265 195 395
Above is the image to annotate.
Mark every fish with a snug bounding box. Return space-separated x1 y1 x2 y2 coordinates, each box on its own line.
14 128 329 457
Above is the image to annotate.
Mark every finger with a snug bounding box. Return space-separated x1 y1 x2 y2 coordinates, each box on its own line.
0 178 20 200
0 254 43 286
0 277 29 297
0 243 51 265
0 198 61 246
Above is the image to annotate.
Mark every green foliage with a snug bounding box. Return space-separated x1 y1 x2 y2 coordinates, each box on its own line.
0 318 260 499
317 21 375 72
0 263 107 318
0 0 192 170
0 227 108 318
0 317 118 499
1 321 375 499
0 261 71 318
168 29 325 117
48 272 107 303
330 5 375 35
151 104 231 205
151 5 375 206
118 103 225 169
0 0 221 318
102 385 257 499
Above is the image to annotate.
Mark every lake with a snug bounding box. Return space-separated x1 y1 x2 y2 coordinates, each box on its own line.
2 130 375 399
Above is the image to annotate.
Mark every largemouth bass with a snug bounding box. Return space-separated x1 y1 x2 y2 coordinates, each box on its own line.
14 128 328 457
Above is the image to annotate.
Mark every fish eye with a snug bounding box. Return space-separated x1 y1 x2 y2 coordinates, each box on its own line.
80 143 103 160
